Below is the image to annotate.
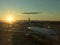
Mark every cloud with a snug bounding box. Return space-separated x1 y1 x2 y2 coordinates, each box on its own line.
22 12 42 14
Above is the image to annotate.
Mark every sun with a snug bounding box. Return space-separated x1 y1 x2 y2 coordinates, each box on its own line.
5 15 15 24
7 17 13 22
1 11 17 23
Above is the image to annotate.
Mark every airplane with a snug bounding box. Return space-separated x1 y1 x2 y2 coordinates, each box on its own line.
25 18 58 45
27 26 57 39
26 26 58 45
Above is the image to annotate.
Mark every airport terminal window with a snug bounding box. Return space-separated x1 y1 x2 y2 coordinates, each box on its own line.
0 0 60 45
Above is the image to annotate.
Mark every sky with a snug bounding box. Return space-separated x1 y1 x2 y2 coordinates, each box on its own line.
0 0 60 21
